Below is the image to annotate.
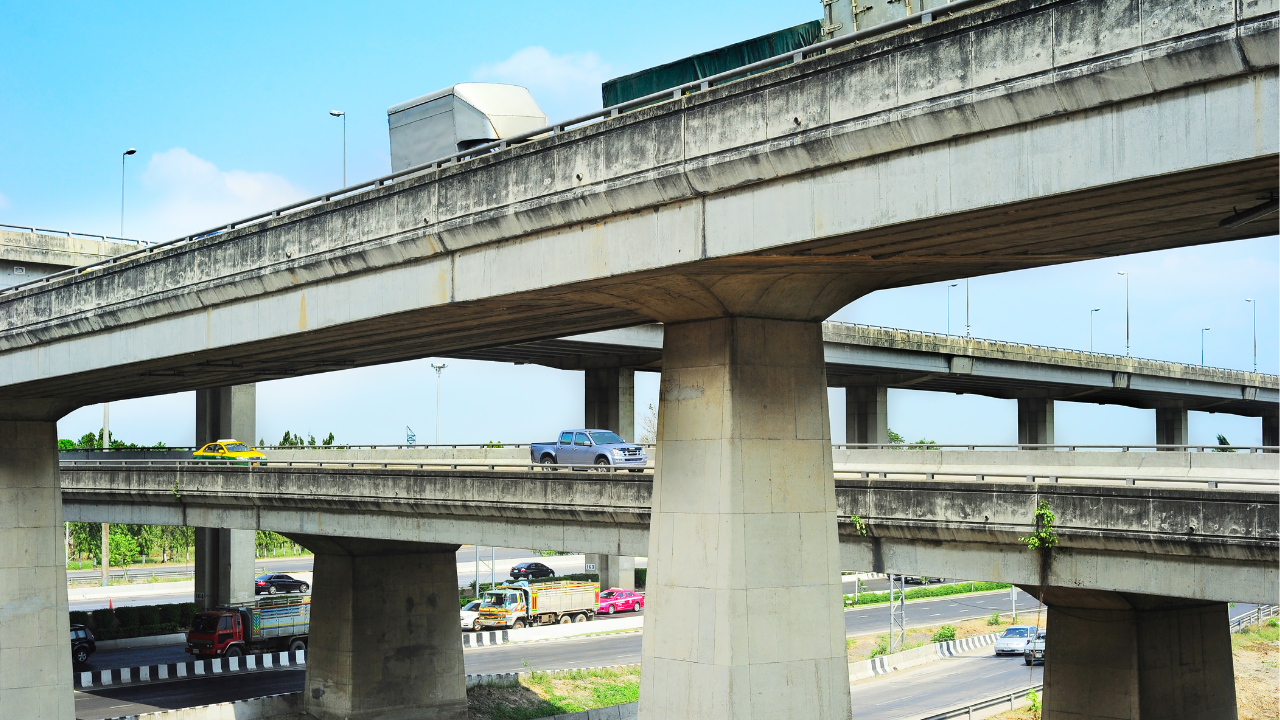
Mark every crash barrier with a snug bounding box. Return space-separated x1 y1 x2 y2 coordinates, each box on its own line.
1230 604 1279 632
463 614 645 648
849 633 997 683
917 684 1044 720
465 663 638 689
75 649 304 689
96 692 301 720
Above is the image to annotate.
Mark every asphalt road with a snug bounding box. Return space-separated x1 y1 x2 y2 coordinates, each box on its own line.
75 669 304 720
851 649 1044 719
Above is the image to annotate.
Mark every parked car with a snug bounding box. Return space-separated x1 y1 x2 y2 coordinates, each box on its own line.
597 588 644 615
255 573 310 595
1023 630 1046 665
460 600 482 631
530 430 648 471
71 624 96 665
994 625 1039 655
903 576 938 585
510 562 556 581
194 439 267 465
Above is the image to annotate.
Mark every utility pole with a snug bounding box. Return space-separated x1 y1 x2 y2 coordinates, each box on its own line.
1011 585 1018 623
947 282 959 335
1117 271 1130 356
100 523 109 587
965 278 971 338
1090 308 1101 352
475 545 480 598
102 402 110 449
889 574 906 652
1246 298 1257 372
431 363 447 444
1201 327 1211 366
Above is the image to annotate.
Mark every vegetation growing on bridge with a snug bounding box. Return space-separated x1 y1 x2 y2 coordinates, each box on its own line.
1019 500 1059 551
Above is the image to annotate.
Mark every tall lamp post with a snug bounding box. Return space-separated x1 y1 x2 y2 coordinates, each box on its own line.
947 282 959 335
431 363 447 444
329 111 347 187
1090 308 1101 352
120 148 136 237
1117 271 1130 356
1246 298 1257 372
965 278 971 338
1201 327 1211 366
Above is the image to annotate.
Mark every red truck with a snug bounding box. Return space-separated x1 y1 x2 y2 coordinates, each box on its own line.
185 596 310 659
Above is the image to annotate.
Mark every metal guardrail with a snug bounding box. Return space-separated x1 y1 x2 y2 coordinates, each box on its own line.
0 223 151 247
919 684 1042 720
834 443 1279 453
1230 604 1278 632
835 468 1277 489
0 0 994 299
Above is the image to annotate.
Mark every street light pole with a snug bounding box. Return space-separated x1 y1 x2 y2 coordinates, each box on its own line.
1090 308 1101 352
965 278 971 337
120 148 136 237
329 111 347 187
947 283 959 335
1246 298 1257 372
430 363 447 444
1201 327 1211 366
1117 271 1130 356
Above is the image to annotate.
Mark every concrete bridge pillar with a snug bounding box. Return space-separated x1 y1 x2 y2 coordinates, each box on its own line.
1156 406 1189 449
1263 413 1278 451
639 317 851 720
0 416 76 720
845 386 888 445
287 535 466 720
1037 587 1235 720
584 367 635 442
1017 397 1055 448
586 553 635 590
194 384 257 609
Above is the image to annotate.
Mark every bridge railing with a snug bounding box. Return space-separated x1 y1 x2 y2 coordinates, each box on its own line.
834 443 1279 453
919 685 1043 720
833 468 1277 490
0 0 994 298
58 458 655 474
0 223 152 247
1229 604 1279 632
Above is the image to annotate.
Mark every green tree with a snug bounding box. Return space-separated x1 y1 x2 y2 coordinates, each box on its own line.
108 525 139 567
130 525 163 563
69 522 102 562
1214 434 1235 452
887 429 905 445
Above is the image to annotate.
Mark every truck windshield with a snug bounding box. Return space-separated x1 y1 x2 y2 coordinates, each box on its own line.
482 592 515 608
191 615 220 633
588 431 624 444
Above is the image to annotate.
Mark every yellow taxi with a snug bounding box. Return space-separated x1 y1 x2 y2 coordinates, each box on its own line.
193 439 267 465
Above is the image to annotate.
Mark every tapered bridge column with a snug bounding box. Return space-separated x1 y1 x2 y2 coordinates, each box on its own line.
288 535 466 720
639 317 851 720
0 414 76 720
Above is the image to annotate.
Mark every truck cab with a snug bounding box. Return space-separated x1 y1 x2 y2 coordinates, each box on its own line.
186 596 310 659
187 608 250 659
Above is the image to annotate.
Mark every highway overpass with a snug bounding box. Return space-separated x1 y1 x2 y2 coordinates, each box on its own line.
3 0 1277 718
0 226 142 288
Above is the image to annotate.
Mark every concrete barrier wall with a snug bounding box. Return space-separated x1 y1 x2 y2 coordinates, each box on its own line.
849 633 998 683
103 692 303 720
832 448 1278 481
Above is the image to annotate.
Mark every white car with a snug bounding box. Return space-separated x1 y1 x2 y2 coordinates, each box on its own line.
994 625 1038 655
1023 630 1046 665
460 600 481 631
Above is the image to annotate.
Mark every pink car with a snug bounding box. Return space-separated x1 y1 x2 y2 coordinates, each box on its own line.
597 588 644 615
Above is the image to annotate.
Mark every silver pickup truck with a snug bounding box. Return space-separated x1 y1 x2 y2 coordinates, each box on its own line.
530 429 648 471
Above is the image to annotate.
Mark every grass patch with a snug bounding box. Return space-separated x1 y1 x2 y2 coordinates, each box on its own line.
846 613 1039 663
468 666 640 720
844 581 1012 607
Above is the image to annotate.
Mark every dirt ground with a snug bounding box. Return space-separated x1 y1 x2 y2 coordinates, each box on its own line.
846 611 1041 663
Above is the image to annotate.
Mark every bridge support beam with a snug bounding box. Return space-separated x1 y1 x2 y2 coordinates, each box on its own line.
0 417 75 720
1017 397 1055 448
585 367 635 443
845 386 888 446
194 384 257 609
1037 587 1235 720
640 317 851 720
1263 413 1278 452
586 553 635 591
1156 407 1189 449
288 535 466 720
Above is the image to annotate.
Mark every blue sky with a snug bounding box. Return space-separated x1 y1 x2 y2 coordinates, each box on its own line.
4 2 1274 448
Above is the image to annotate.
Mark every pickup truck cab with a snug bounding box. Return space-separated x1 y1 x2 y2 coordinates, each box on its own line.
530 430 647 471
1023 630 1046 665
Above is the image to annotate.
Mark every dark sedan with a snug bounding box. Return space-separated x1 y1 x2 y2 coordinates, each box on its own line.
509 562 556 580
255 573 310 595
71 624 96 665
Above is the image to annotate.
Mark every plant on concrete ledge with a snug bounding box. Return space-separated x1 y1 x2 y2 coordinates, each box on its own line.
850 515 868 537
1019 500 1059 551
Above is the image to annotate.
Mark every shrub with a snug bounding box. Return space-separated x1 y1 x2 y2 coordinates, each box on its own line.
932 625 957 643
115 605 140 628
868 635 890 658
987 612 1004 626
91 608 116 630
531 573 599 585
635 568 647 589
138 605 161 626
176 602 199 628
158 604 180 625
1269 616 1278 627
69 611 90 627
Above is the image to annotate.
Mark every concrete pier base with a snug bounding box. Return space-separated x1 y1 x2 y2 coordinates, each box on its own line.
0 419 74 720
1036 587 1237 720
289 535 466 720
586 554 635 590
585 368 635 442
1156 406 1189 448
1018 397 1055 447
639 317 851 720
1263 413 1277 451
193 528 255 609
846 386 888 445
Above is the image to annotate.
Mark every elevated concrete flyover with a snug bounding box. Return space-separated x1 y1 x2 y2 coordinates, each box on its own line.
6 0 1278 716
0 226 144 288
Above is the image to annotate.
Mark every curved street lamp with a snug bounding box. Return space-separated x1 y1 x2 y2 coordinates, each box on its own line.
121 148 136 237
329 111 346 187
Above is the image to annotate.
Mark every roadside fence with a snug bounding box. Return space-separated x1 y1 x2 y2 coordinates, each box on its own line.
917 684 1043 720
1230 605 1278 632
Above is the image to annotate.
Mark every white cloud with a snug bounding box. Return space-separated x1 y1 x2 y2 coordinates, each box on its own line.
0 191 10 210
472 46 614 122
135 148 306 241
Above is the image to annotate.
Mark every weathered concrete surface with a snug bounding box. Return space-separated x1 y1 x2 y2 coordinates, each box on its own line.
193 383 256 609
463 323 1280 418
839 479 1279 604
640 318 851 720
0 420 74 720
845 385 889 445
585 367 636 443
1037 588 1236 720
0 0 1274 406
60 466 1277 603
0 229 136 270
288 535 466 720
